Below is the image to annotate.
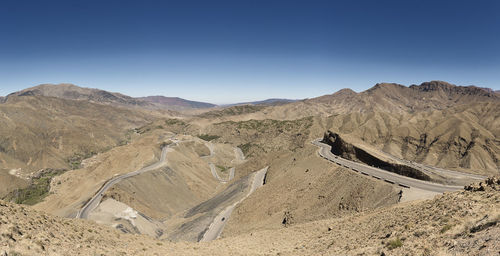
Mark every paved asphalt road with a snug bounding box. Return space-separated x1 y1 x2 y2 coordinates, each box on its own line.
200 167 268 242
312 139 465 193
76 145 171 219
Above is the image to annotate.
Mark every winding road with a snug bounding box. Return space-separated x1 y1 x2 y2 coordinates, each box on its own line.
200 166 268 242
205 143 244 183
378 150 486 183
312 139 467 193
76 144 172 219
209 163 235 183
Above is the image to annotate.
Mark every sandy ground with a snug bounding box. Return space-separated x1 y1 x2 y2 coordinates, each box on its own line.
0 169 28 197
400 187 441 203
89 198 164 237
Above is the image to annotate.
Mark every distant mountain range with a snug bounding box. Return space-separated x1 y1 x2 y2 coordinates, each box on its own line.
223 98 298 107
2 83 300 111
6 83 153 107
303 80 499 114
137 96 216 110
2 81 498 114
4 84 216 111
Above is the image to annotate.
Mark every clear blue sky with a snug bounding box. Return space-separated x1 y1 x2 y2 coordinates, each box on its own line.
1 0 499 104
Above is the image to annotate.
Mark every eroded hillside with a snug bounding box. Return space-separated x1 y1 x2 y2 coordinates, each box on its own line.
319 102 500 175
0 95 159 174
1 81 499 255
1 177 498 255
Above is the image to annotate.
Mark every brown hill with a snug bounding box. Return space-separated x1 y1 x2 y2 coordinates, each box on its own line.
310 80 498 114
0 94 161 196
212 81 499 120
188 81 499 175
8 83 153 108
7 83 217 111
317 102 500 175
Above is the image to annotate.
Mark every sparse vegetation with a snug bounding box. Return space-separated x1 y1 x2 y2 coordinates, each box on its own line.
213 117 313 157
216 165 229 172
221 117 313 132
136 119 189 135
67 151 97 170
3 169 67 205
119 128 136 146
238 143 257 156
386 237 403 250
200 105 266 118
197 134 220 141
165 119 186 125
440 223 454 233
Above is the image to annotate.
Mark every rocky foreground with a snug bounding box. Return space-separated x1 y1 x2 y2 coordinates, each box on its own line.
0 177 498 255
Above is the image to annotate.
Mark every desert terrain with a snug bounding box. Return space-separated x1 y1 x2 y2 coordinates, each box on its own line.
1 81 499 255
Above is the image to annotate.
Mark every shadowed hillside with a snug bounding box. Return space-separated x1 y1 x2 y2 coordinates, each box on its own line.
138 96 216 110
320 102 500 175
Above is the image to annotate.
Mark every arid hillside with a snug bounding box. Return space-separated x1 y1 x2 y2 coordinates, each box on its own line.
1 177 498 255
8 83 153 108
318 102 500 175
0 95 159 175
221 143 401 238
31 130 171 217
309 80 498 113
1 81 499 255
8 83 216 111
187 82 499 176
196 81 499 121
0 93 170 203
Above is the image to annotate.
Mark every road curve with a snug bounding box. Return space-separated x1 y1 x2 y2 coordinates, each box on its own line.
209 163 236 183
312 139 464 193
234 147 245 161
201 142 215 158
76 145 171 219
200 167 268 242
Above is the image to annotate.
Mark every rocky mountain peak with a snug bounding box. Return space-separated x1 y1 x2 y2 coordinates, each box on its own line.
410 81 496 97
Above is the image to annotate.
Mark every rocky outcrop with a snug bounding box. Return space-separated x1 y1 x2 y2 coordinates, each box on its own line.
410 81 496 97
322 131 431 181
464 176 500 192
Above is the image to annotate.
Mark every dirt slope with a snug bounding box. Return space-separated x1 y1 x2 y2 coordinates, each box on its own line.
319 102 500 175
2 178 498 255
101 138 236 221
222 144 400 237
32 130 170 217
0 95 159 175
